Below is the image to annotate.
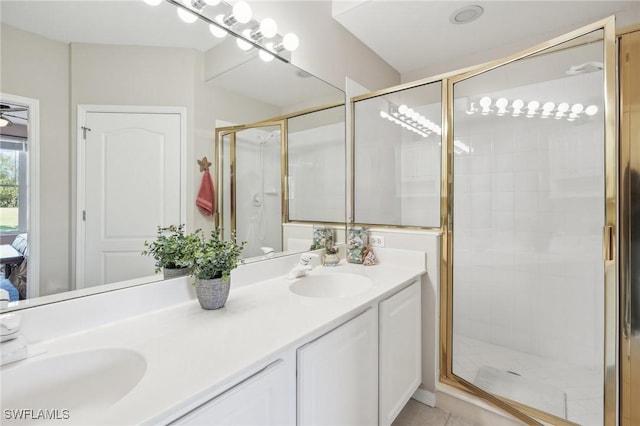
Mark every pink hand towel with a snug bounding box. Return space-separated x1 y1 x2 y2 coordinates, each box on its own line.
196 170 215 216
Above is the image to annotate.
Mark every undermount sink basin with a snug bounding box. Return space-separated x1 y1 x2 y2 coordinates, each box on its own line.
1 348 146 416
289 272 373 298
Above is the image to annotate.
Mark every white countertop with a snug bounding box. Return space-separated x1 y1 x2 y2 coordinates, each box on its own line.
2 252 426 425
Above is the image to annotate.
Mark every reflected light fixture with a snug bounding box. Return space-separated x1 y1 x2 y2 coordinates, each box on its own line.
236 29 254 51
466 97 598 122
177 0 198 23
0 115 12 127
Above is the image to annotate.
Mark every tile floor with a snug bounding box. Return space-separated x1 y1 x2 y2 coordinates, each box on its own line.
393 399 478 426
453 335 602 426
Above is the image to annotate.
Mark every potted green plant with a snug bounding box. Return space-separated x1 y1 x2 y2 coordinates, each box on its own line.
190 228 246 310
142 225 197 280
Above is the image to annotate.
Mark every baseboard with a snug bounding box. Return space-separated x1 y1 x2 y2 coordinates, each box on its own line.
412 388 436 407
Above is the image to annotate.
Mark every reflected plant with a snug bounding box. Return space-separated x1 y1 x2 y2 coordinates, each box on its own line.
142 225 199 272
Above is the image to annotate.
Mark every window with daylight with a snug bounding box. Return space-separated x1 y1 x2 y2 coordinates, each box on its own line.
0 137 28 234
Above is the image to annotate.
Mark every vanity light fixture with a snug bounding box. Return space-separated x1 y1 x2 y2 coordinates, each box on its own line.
152 0 299 62
466 97 598 122
250 18 278 41
222 0 252 26
177 0 198 24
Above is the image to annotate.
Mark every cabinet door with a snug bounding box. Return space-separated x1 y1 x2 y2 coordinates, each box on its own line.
173 359 293 425
297 307 378 426
379 280 422 426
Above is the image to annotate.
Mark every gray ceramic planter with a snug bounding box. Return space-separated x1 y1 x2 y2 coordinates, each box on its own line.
195 277 230 310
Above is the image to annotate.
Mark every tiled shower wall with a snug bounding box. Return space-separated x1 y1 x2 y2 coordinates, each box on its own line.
453 113 604 368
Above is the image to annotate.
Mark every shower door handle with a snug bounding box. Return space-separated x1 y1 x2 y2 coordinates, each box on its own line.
603 225 615 261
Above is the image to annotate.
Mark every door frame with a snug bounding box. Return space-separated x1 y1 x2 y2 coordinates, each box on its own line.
439 16 617 425
0 92 41 299
75 105 187 289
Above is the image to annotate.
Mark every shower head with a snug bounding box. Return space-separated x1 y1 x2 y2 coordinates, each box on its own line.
566 61 603 75
257 130 281 143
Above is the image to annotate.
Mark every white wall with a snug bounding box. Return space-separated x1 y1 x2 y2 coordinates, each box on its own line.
1 24 70 296
250 1 400 92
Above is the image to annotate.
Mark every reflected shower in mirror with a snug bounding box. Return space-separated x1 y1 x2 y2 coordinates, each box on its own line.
0 0 344 310
287 104 346 223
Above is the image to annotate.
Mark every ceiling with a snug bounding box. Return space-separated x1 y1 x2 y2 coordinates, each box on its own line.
333 1 640 77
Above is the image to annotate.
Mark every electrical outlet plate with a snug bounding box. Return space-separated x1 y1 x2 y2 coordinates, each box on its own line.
370 235 385 247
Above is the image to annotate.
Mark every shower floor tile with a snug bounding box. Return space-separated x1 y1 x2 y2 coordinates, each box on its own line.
453 335 603 426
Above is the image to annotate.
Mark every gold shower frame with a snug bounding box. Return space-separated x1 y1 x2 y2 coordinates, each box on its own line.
349 16 617 426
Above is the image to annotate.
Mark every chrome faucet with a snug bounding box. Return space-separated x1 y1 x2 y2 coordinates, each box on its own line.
1 312 28 366
288 253 319 279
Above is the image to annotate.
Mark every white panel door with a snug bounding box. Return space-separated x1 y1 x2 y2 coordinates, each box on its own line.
173 359 294 426
379 281 422 426
82 111 182 287
297 307 378 426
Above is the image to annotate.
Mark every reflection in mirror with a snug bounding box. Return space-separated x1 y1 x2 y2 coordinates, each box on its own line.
218 123 284 259
451 31 605 425
353 81 442 228
216 103 347 261
287 104 346 223
0 0 344 310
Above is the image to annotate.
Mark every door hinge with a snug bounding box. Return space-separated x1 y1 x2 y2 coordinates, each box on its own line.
81 126 92 140
603 225 615 261
82 210 86 221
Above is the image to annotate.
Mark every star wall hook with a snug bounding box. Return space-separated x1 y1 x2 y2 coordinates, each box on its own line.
198 156 212 172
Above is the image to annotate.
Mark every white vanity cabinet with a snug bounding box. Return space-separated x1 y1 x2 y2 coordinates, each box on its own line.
297 307 378 426
171 358 295 426
379 280 422 426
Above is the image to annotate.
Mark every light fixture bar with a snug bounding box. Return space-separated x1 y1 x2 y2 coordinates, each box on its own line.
161 0 296 64
465 96 599 121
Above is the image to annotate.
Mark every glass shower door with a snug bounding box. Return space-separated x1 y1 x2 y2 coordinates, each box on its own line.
447 20 615 426
216 123 284 259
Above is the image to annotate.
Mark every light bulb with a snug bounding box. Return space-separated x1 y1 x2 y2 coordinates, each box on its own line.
405 107 414 117
479 97 492 108
260 18 278 38
236 29 253 51
259 49 274 62
209 21 228 38
282 33 299 51
542 102 555 112
177 0 198 23
585 105 598 116
398 105 408 115
557 102 570 113
571 103 584 114
479 96 492 115
143 0 163 5
495 98 508 115
232 1 252 24
512 99 524 116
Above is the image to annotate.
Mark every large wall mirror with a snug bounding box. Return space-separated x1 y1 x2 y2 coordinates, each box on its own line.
0 0 344 310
